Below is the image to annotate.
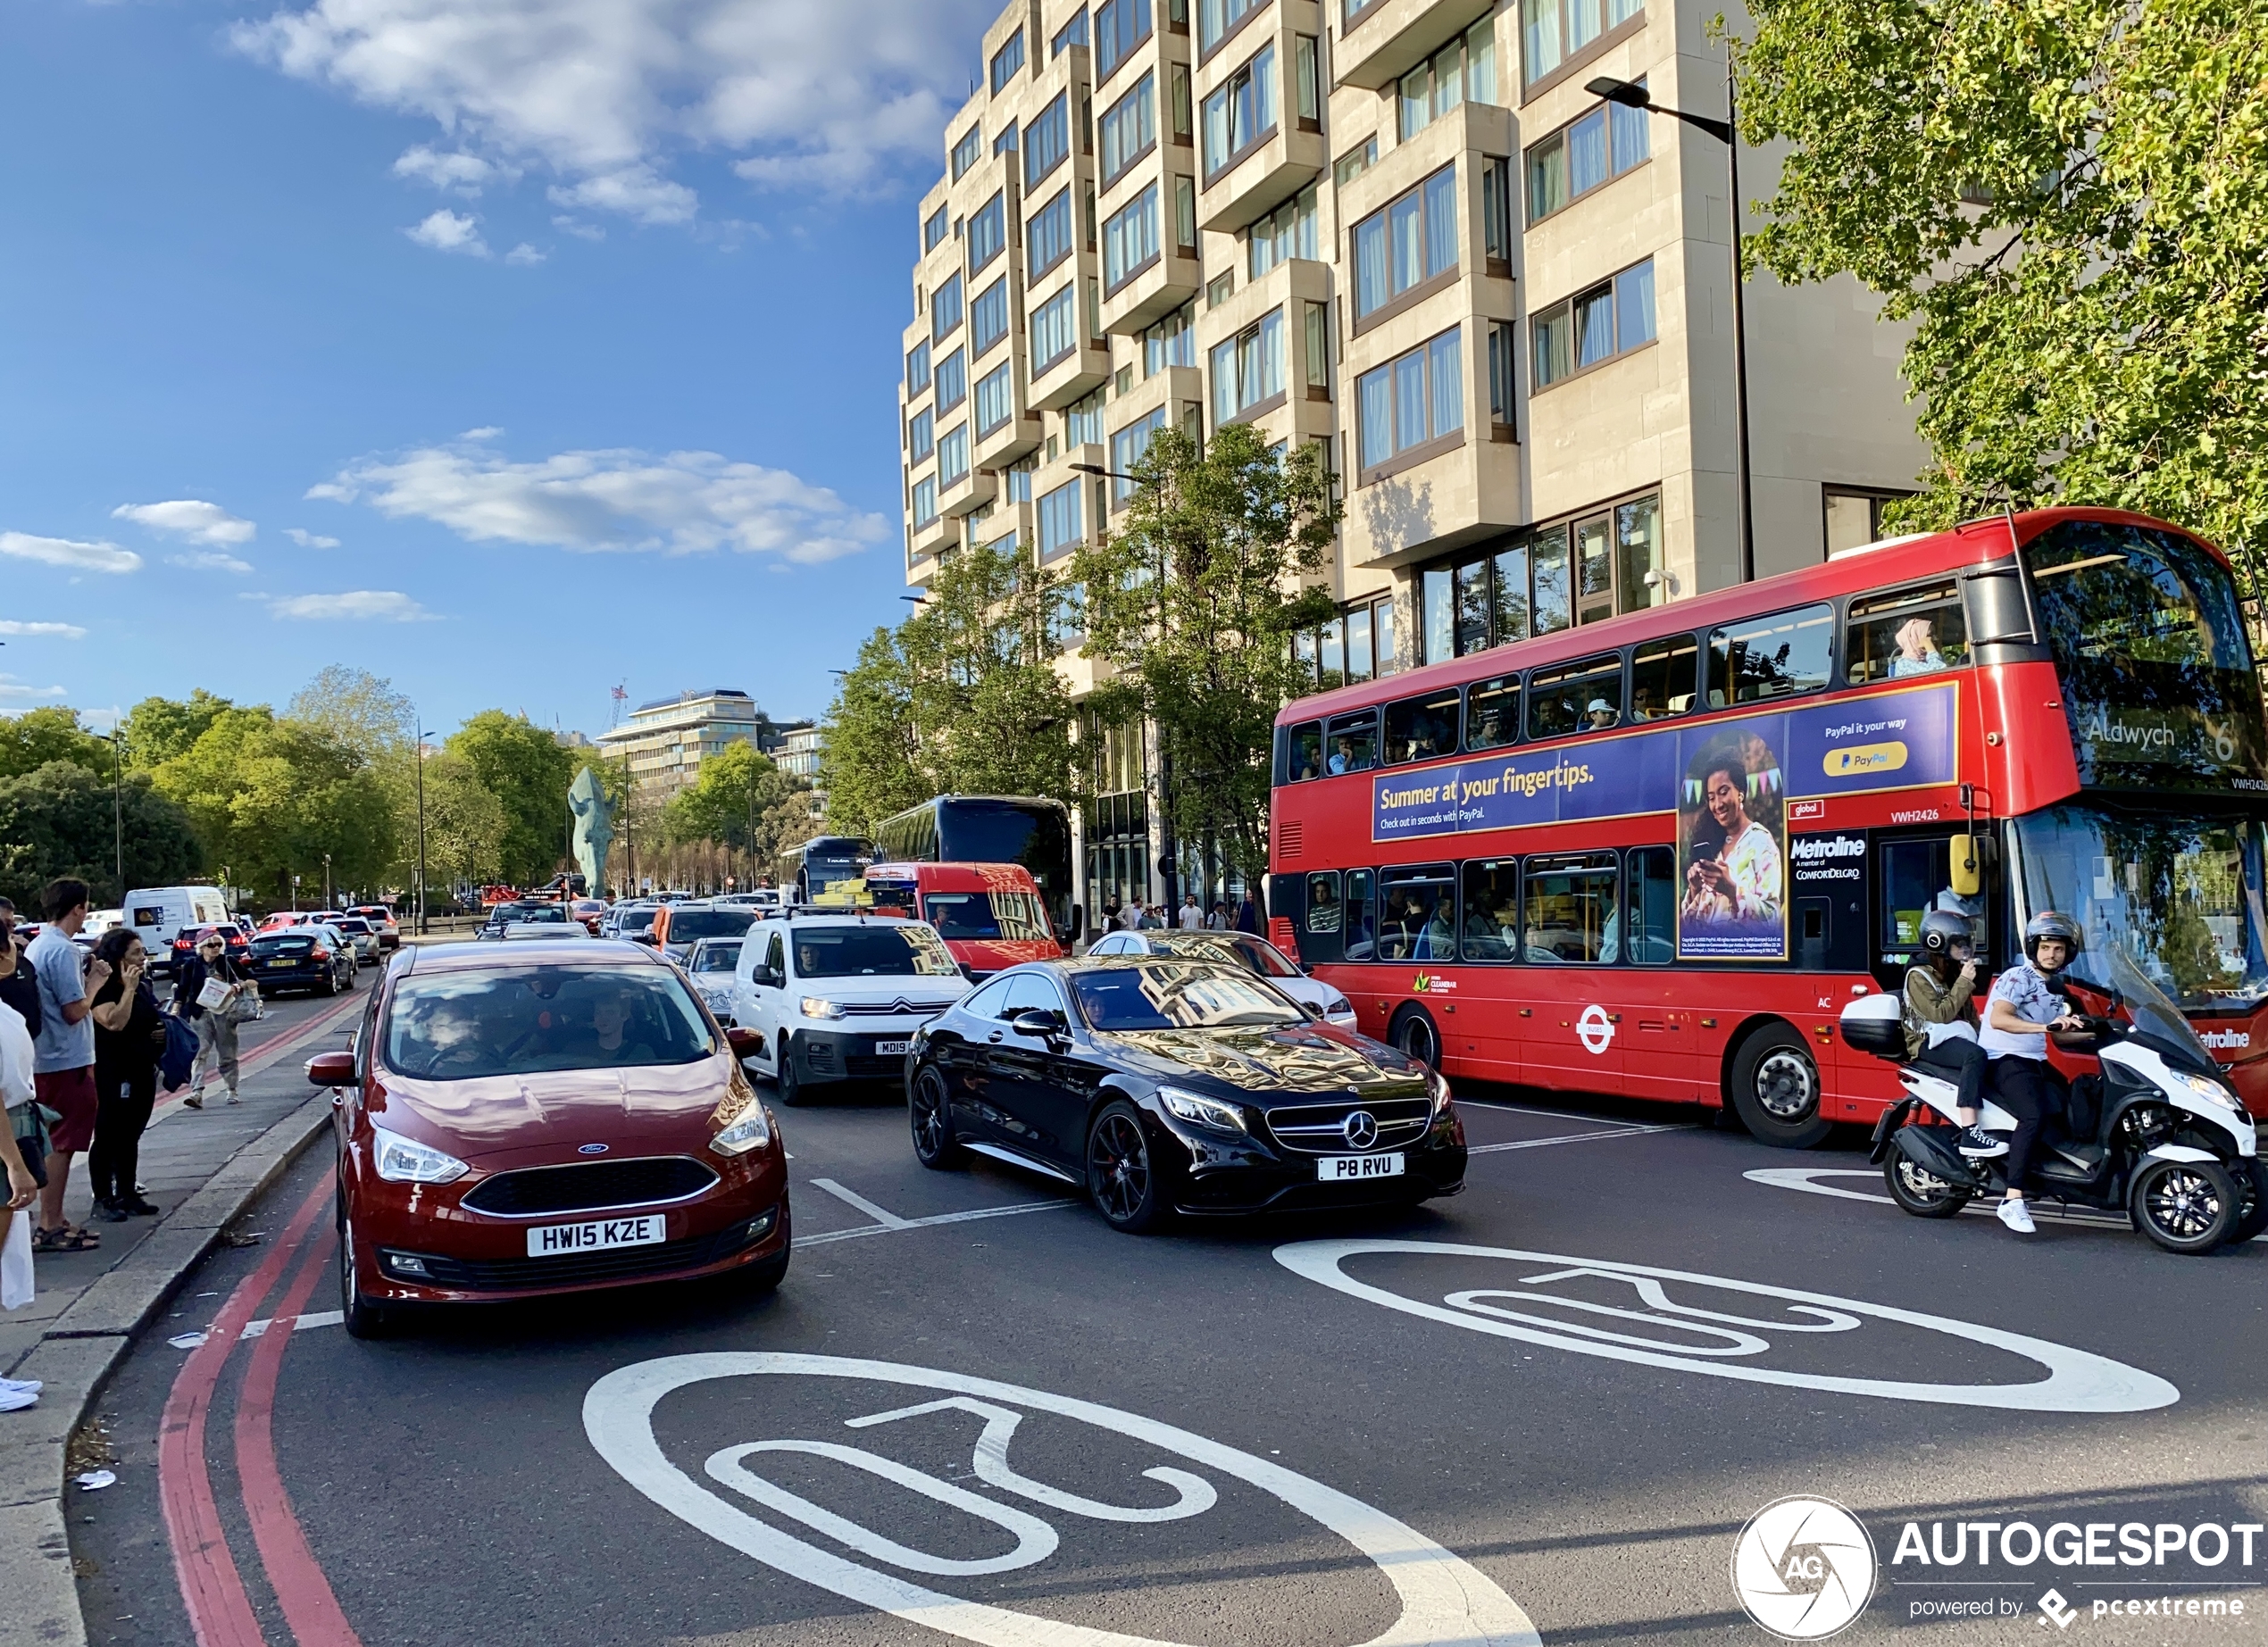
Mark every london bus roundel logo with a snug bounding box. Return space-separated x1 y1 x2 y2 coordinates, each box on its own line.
1576 1004 1615 1055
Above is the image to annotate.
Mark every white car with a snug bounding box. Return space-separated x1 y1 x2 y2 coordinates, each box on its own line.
330 915 383 965
685 936 745 1021
1083 928 1357 1026
732 913 971 1104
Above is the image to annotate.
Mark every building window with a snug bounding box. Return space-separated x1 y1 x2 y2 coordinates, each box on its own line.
935 346 967 412
1143 303 1197 374
1173 177 1197 249
1522 0 1641 87
1351 165 1457 322
1356 327 1463 479
971 276 1010 357
1486 320 1516 434
1003 456 1037 503
1304 300 1329 390
909 406 935 462
967 192 1005 272
951 125 983 181
1096 0 1152 79
905 339 930 395
1100 73 1156 185
932 271 964 341
1206 269 1234 307
1397 22 1497 141
1110 406 1168 503
1038 478 1085 557
1825 488 1910 555
1210 309 1286 423
1026 92 1071 188
1344 0 1385 28
976 362 1015 437
913 476 938 527
1333 134 1378 187
1169 63 1194 139
938 423 970 486
1051 7 1088 57
1481 157 1513 263
1295 36 1321 124
995 121 1020 156
1414 492 1663 661
1202 42 1277 180
1296 593 1399 689
1527 87 1647 222
1029 188 1074 279
1532 257 1653 387
1031 285 1079 371
1198 0 1263 56
1066 387 1105 446
1103 184 1162 291
990 28 1026 93
922 207 948 252
1247 184 1319 276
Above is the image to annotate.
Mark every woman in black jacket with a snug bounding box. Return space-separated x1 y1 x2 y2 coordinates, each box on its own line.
88 929 166 1219
171 928 252 1108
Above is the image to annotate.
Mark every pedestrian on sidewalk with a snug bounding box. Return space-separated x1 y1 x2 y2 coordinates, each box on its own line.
1 987 46 1394
1178 894 1205 930
171 928 251 1107
1236 890 1262 935
88 930 164 1222
0 900 39 1039
25 879 103 1253
1205 901 1229 930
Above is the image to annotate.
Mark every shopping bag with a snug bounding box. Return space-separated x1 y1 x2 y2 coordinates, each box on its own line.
1 1207 32 1311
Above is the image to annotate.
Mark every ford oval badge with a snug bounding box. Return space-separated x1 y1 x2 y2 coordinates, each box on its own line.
577 1143 610 1155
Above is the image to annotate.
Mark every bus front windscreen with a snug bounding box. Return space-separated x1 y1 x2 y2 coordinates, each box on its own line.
2012 803 2268 1013
938 802 1071 921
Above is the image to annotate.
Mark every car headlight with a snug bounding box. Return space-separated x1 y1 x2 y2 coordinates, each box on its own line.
1159 1085 1247 1135
1426 1065 1454 1116
799 996 844 1019
370 1125 469 1185
2175 1070 2243 1110
710 1101 774 1157
1320 994 1355 1019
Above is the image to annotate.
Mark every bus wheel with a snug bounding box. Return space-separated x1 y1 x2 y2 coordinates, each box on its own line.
1388 1005 1441 1071
1728 1024 1832 1149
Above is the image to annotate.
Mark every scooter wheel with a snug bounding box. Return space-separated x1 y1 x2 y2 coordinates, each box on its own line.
2230 1159 2268 1245
2130 1156 2240 1254
1884 1151 1972 1219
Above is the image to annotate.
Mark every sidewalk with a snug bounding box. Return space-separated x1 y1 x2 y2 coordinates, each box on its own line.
0 989 367 1647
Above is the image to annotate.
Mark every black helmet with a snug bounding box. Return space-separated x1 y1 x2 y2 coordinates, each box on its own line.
2023 911 2083 966
1918 909 1974 960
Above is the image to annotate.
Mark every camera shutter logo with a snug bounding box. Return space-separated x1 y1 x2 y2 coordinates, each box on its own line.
1730 1495 1876 1640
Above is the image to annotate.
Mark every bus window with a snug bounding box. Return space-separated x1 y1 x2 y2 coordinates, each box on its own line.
1459 860 1520 961
1377 865 1455 961
1384 689 1461 765
1625 846 1676 963
1879 836 1980 952
1528 653 1622 741
1522 852 1619 963
1846 582 1967 686
1706 601 1835 706
1464 675 1520 751
1630 634 1697 720
1303 871 1341 934
1346 869 1376 961
1325 711 1378 774
1288 720 1323 780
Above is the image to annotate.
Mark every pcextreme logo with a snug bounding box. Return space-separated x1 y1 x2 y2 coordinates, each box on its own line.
1731 1496 1877 1640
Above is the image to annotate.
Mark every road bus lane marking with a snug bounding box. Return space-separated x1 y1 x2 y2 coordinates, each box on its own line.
585 1352 1542 1647
1272 1239 2178 1413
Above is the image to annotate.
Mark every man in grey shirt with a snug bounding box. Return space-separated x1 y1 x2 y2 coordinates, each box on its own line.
27 878 106 1252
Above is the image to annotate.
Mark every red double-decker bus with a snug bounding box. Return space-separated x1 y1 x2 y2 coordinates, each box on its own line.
1268 508 2268 1147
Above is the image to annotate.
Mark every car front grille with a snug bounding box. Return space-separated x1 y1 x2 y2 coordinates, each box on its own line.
1263 1095 1431 1155
459 1156 719 1217
396 1210 774 1292
835 998 960 1017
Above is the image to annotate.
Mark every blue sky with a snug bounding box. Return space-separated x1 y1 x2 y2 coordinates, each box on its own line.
0 0 994 740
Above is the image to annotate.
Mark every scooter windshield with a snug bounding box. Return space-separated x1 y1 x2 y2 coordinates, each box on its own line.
2064 943 2222 1076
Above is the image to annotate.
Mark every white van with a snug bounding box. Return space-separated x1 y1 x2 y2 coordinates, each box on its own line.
124 885 231 975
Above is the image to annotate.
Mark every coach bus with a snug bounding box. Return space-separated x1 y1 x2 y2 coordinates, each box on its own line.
777 836 874 904
1268 508 2268 1147
873 794 1078 938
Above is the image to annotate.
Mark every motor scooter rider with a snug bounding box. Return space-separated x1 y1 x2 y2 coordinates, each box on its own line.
1977 911 2089 1235
1899 910 2002 1158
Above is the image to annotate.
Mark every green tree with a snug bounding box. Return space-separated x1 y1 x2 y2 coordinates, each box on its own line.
819 625 927 836
0 706 110 781
1071 423 1339 879
445 711 576 887
120 690 236 770
663 742 787 852
289 666 413 760
414 751 512 892
152 707 394 903
1739 0 2268 584
0 761 204 909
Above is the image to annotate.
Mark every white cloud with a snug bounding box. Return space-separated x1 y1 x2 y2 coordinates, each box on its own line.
284 528 341 548
267 590 438 621
0 676 69 704
504 242 546 265
0 532 143 573
406 207 488 255
314 439 888 565
229 0 999 218
393 144 508 194
0 620 88 639
112 499 256 545
169 551 257 574
552 216 605 242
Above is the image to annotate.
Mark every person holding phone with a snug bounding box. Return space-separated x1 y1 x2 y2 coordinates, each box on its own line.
88 930 165 1221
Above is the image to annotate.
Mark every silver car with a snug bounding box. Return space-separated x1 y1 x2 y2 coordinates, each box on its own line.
684 937 744 1021
331 915 383 966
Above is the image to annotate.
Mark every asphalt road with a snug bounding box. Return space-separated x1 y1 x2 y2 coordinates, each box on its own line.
68 1072 2268 1646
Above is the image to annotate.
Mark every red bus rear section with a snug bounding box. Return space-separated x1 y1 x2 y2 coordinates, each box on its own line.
1268 509 2268 1145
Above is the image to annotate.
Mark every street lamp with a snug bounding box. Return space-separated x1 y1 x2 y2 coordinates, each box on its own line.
322 853 333 911
1587 66 1755 584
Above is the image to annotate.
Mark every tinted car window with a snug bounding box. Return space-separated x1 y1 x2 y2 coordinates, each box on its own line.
252 936 315 956
960 975 1016 1018
691 942 741 974
383 965 713 1079
616 908 661 936
1002 973 1066 1016
793 925 960 977
1071 963 1305 1029
666 909 755 943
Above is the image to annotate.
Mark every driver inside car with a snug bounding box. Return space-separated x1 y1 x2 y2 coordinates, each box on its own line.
1976 911 2090 1235
1900 909 2002 1159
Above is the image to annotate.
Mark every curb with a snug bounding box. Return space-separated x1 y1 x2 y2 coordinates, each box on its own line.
0 1014 350 1647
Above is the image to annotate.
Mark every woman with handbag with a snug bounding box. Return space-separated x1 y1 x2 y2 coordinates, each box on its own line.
171 929 254 1109
88 930 165 1220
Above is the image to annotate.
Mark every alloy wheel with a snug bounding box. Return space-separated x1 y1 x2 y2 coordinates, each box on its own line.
2143 1166 2224 1239
1088 1112 1151 1225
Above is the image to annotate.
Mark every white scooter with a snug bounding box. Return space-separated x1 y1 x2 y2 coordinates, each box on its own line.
1839 949 2264 1254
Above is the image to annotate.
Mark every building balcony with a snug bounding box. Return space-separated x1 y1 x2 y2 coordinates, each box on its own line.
1097 190 1203 335
1025 267 1112 410
1098 364 1203 516
1193 1 1326 232
939 459 997 519
1330 0 1494 90
906 505 957 572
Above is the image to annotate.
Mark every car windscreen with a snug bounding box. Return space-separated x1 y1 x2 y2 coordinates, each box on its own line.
252 936 315 956
667 910 756 943
1071 963 1306 1030
921 890 1054 942
793 925 960 977
382 965 714 1080
616 908 660 934
691 942 742 973
515 905 568 922
1155 934 1298 977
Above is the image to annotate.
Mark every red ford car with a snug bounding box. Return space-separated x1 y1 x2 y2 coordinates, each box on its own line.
308 937 789 1336
862 861 1063 980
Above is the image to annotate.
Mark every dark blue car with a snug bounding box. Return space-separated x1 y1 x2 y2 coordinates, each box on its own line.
246 929 355 996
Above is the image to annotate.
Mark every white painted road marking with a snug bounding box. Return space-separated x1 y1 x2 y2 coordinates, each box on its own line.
1274 1239 2179 1412
1469 1122 1687 1154
169 1310 346 1350
794 1197 1075 1248
812 1177 913 1228
585 1352 1542 1647
1742 1167 2157 1232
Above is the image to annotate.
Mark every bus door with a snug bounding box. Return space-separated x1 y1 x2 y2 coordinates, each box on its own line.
1515 852 1625 1092
1613 846 1697 1101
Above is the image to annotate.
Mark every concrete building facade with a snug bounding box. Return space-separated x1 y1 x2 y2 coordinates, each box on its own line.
595 689 772 799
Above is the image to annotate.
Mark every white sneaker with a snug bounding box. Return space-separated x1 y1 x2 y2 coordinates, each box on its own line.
1997 1197 2037 1234
0 1378 42 1396
0 1390 38 1412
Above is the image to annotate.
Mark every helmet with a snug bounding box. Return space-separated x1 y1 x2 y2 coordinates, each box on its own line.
1917 909 1973 960
2023 911 2083 966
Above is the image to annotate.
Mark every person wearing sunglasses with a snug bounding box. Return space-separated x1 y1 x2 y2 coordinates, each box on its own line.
171 929 252 1108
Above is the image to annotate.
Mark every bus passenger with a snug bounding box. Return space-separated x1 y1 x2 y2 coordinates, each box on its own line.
1681 762 1782 927
1890 615 1947 677
1585 698 1616 730
1328 737 1355 775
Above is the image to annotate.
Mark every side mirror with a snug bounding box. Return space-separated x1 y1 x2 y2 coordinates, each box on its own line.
726 1026 763 1058
1950 833 1982 898
752 965 781 989
1010 1008 1066 1039
305 1051 354 1086
632 931 661 947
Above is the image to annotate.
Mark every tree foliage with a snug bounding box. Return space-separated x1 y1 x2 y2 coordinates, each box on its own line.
120 689 236 770
1740 0 2268 583
1071 423 1339 879
150 708 394 901
413 751 512 893
0 761 202 909
0 706 110 781
664 742 791 853
445 711 577 886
